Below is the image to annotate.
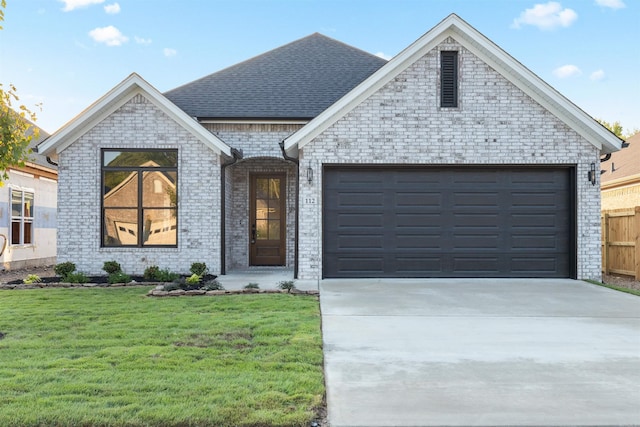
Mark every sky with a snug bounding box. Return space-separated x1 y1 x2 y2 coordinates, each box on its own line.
1 0 638 135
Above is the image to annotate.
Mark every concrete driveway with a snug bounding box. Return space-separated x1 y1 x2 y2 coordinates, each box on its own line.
321 279 640 426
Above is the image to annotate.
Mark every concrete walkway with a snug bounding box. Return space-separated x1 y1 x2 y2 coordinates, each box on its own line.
321 279 640 426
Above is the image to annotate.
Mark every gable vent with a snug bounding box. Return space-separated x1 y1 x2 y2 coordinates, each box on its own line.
440 51 458 108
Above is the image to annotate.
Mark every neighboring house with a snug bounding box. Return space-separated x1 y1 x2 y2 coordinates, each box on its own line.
38 14 621 280
601 132 640 211
1 124 57 270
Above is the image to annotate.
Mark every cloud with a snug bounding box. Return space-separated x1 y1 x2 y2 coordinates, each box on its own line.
163 48 177 57
595 0 625 9
89 26 128 46
60 0 104 12
135 36 152 45
104 3 120 14
511 2 577 30
553 64 582 78
375 52 392 61
590 69 606 81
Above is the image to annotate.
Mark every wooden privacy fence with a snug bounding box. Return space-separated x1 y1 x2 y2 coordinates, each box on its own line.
601 207 640 280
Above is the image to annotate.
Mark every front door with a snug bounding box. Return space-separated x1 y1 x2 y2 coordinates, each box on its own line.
250 174 286 266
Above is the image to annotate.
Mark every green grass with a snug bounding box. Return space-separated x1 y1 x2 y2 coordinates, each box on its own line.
0 287 324 426
585 279 640 296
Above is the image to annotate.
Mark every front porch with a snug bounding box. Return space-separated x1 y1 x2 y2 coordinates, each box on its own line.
217 267 318 291
223 157 297 273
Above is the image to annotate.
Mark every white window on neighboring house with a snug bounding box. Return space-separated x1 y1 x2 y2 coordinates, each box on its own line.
11 189 34 245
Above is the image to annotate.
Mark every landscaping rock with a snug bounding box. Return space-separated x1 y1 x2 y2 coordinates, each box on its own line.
185 290 206 296
168 290 185 296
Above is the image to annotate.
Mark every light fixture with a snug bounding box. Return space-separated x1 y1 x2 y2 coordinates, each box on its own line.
307 167 313 184
588 162 597 186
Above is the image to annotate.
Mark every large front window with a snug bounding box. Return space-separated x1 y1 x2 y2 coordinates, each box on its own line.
102 149 178 247
11 189 34 245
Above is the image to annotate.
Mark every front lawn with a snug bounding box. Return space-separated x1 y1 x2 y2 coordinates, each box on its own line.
0 287 324 426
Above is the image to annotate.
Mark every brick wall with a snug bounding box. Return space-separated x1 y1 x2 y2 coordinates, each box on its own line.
57 94 223 275
297 40 601 280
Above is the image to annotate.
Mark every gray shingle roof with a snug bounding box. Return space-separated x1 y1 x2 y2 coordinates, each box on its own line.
26 122 56 170
164 33 387 120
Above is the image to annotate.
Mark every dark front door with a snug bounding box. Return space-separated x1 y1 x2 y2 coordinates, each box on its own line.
250 174 286 266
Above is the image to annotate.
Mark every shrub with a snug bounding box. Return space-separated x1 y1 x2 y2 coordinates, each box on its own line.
23 274 42 284
64 272 89 284
277 280 296 293
190 262 208 277
244 283 260 290
54 262 76 279
186 274 201 285
162 283 180 292
143 266 179 282
202 279 224 291
102 261 122 275
108 272 131 284
143 265 160 280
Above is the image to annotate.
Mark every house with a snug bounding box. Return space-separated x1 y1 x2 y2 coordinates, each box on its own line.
1 123 57 270
37 14 621 280
601 132 640 211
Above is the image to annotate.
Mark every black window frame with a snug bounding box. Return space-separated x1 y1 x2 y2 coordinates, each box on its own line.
101 148 178 248
440 50 459 108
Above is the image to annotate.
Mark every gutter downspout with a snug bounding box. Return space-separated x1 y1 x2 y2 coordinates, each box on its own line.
220 148 243 275
279 140 299 279
46 157 59 167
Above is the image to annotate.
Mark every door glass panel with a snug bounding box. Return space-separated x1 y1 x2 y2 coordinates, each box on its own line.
256 178 269 199
268 199 280 219
256 199 269 220
268 221 280 240
256 220 268 240
269 179 281 199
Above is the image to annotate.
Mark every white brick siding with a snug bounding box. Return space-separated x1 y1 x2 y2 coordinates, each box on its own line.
297 41 601 280
57 94 223 275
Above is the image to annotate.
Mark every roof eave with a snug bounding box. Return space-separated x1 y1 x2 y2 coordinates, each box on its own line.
38 73 231 157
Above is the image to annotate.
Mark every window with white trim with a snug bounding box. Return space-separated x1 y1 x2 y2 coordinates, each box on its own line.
11 189 34 245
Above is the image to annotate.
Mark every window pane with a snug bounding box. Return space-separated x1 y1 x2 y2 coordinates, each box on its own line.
104 208 138 246
11 221 20 244
23 193 34 218
11 190 21 217
104 171 138 207
104 151 178 167
23 221 32 244
143 171 176 208
142 209 177 245
268 221 280 240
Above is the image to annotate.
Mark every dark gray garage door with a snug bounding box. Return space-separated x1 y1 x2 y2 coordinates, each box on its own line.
323 167 574 278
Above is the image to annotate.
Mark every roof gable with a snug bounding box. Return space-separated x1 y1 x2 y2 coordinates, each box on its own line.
38 73 231 157
284 14 622 155
164 33 387 120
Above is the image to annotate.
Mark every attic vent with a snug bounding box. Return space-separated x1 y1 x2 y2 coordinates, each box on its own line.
440 51 458 108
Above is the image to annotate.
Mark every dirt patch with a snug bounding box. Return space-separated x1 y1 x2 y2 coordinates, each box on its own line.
0 265 57 284
602 273 640 292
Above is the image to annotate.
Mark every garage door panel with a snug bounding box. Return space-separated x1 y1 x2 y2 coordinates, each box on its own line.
324 167 573 278
396 192 442 206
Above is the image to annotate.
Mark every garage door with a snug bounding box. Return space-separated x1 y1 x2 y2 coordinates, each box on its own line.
323 167 574 278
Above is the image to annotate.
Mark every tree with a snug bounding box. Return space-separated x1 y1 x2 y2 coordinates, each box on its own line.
596 118 640 140
0 0 41 186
